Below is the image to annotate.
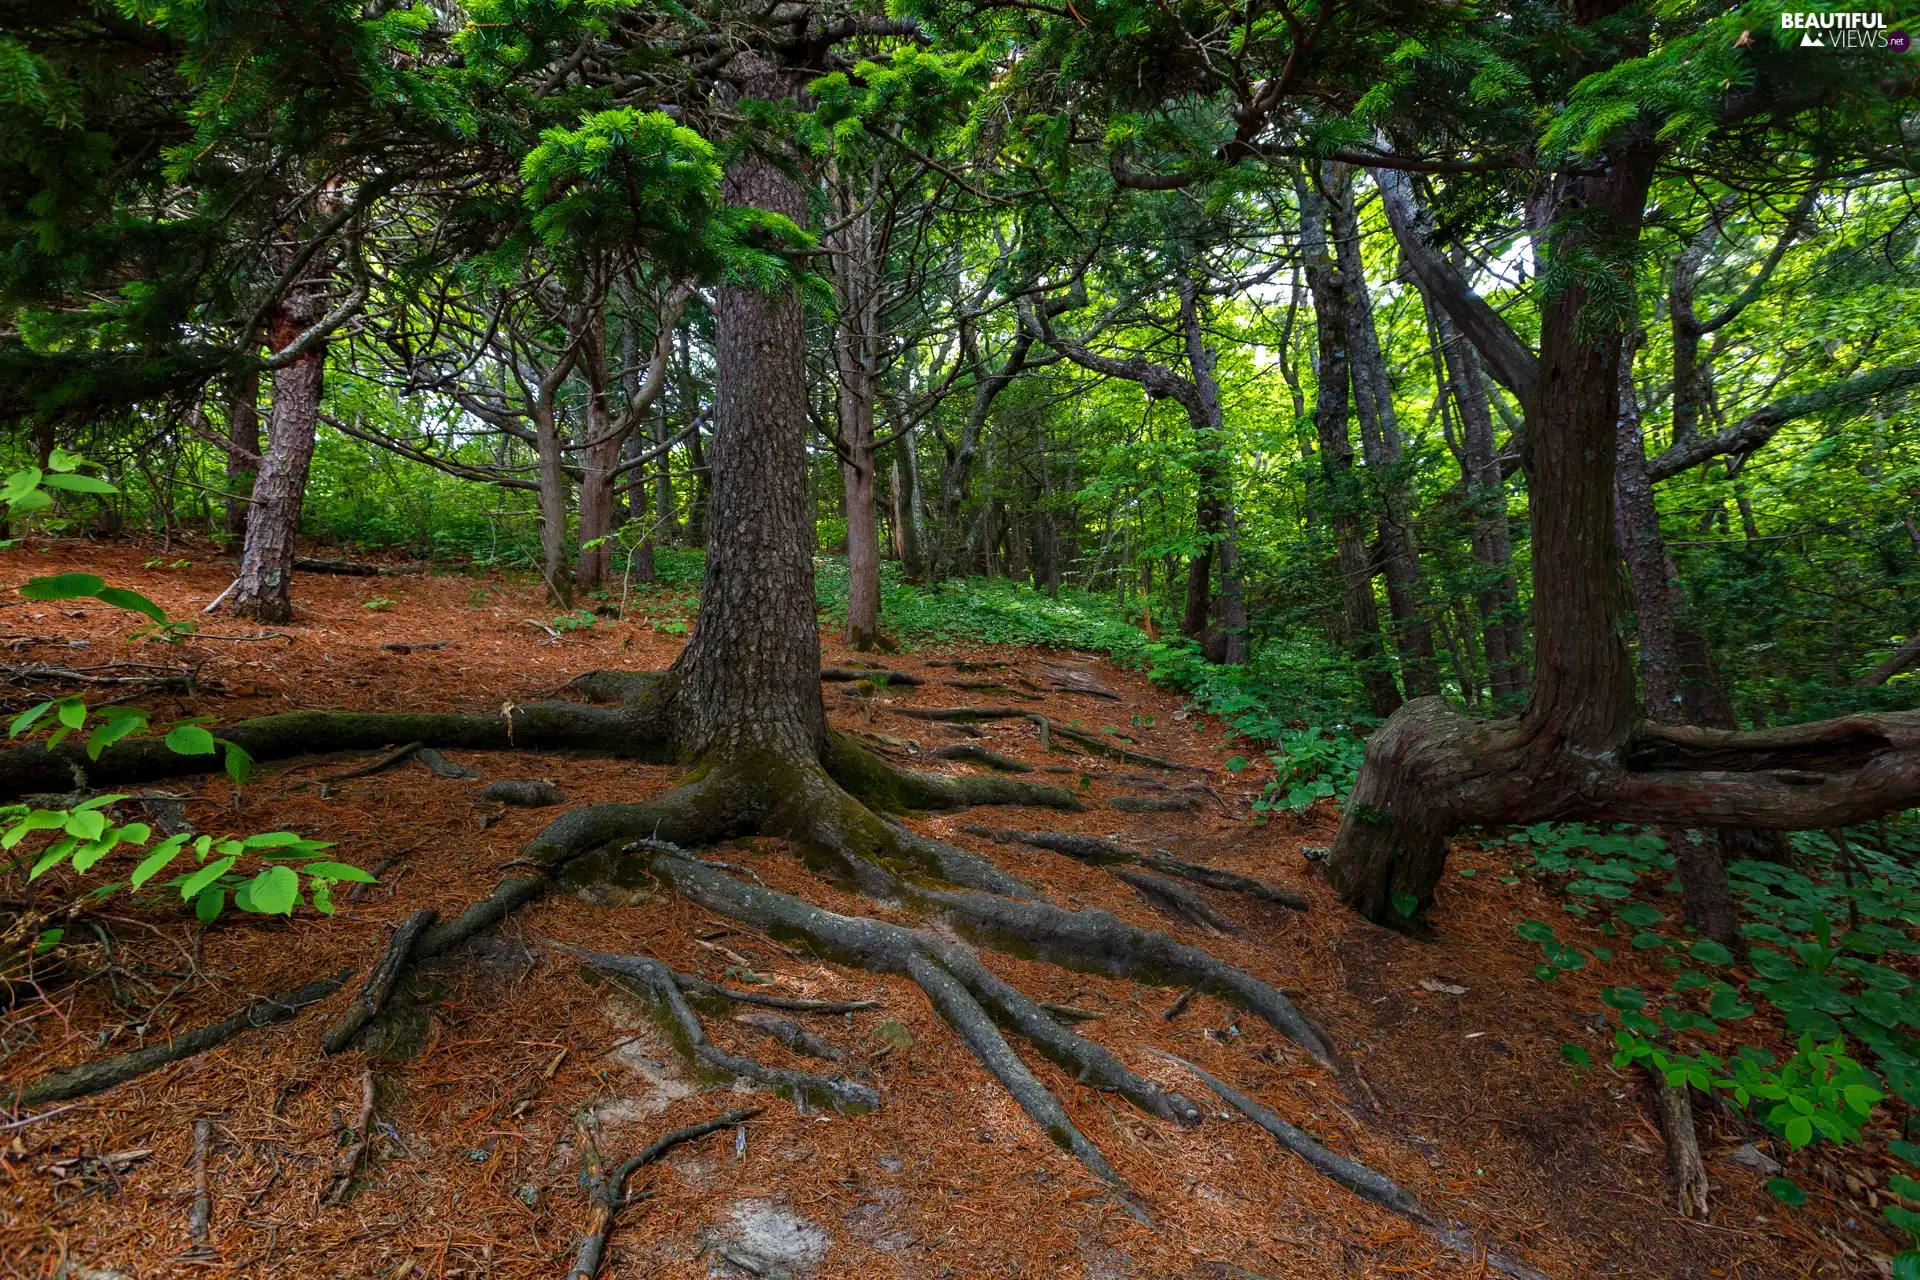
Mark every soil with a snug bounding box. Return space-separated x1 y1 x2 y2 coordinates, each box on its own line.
0 537 1894 1279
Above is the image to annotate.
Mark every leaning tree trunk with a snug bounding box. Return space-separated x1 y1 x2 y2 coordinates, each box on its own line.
1298 168 1401 717
535 396 572 609
897 425 929 583
230 297 327 624
1329 171 1441 697
576 397 625 595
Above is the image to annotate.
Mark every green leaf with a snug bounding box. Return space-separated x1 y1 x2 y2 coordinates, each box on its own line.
86 712 147 759
1892 1174 1920 1202
33 927 63 955
130 835 189 887
194 885 226 923
1890 1140 1920 1167
1784 1115 1814 1148
1225 755 1248 772
1768 1177 1807 1206
312 880 336 915
245 864 300 915
164 724 216 755
1631 930 1669 950
179 855 237 901
1689 939 1735 966
19 573 104 600
63 809 105 840
55 698 84 730
7 489 50 513
221 739 252 785
243 831 301 849
1750 948 1799 980
1391 892 1418 918
9 701 52 737
93 586 166 622
303 861 375 883
1616 902 1664 927
41 472 116 493
1516 919 1557 942
70 833 118 873
1891 1251 1920 1280
116 822 150 847
29 837 76 879
1559 1043 1591 1067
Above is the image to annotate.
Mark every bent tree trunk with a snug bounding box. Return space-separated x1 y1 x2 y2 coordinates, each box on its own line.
230 298 327 624
1330 147 1920 926
224 369 260 543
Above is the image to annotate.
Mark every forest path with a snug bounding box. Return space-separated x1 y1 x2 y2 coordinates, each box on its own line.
2 541 1821 1279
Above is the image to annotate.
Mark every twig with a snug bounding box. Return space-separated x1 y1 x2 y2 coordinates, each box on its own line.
0 1101 84 1131
185 631 295 644
202 579 239 614
523 618 561 640
1160 986 1200 1022
320 909 437 1054
188 1118 214 1246
321 1070 376 1206
567 1108 759 1280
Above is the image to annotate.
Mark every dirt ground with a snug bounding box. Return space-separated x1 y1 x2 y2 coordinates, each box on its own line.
0 537 1903 1279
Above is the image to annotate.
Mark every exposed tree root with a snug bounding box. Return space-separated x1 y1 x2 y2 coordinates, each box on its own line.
321 1069 376 1206
1110 794 1197 813
670 971 879 1014
414 747 482 779
16 968 354 1106
962 826 1309 914
927 743 1032 772
1111 867 1238 933
893 706 1202 772
920 887 1335 1068
0 702 671 798
287 741 422 792
1138 853 1310 911
568 1108 758 1280
1156 1051 1548 1279
414 876 546 957
733 1014 850 1064
633 852 1200 1190
820 666 922 687
824 731 1081 812
320 909 436 1055
882 820 1043 899
553 943 880 1113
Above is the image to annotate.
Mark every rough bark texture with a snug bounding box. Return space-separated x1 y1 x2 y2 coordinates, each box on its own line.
669 57 825 762
230 297 327 623
1181 284 1248 664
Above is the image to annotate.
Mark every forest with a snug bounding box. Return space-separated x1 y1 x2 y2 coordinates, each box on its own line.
1 1 1917 1276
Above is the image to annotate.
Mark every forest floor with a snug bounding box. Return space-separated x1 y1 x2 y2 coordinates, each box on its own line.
0 538 1895 1280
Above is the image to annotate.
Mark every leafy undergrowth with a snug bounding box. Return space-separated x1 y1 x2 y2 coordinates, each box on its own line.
0 537 1904 1279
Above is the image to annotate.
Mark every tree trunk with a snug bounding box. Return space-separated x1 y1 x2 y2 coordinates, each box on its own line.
1298 168 1401 717
224 370 260 542
897 425 929 583
937 327 1034 578
536 395 572 609
1329 170 1440 697
670 56 826 761
1181 284 1247 664
1326 148 1658 923
230 301 326 624
1430 296 1527 704
831 178 883 650
576 390 622 595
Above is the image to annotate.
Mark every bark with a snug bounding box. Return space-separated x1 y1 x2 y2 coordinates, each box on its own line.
936 325 1038 577
896 424 929 581
669 55 826 761
224 370 260 541
230 296 327 623
536 387 572 608
1329 170 1439 696
1863 633 1920 686
578 289 687 593
1297 169 1401 717
832 182 884 648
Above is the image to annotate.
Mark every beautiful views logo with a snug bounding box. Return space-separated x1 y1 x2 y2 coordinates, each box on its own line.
1779 10 1899 48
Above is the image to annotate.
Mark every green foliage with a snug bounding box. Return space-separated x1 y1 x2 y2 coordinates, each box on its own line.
6 799 366 922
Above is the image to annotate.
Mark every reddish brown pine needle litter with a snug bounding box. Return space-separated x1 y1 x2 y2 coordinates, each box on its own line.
0 542 1877 1279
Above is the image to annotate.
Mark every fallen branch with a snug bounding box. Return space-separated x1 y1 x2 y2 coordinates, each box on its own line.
672 971 879 1014
320 909 437 1054
414 747 480 780
566 1108 758 1280
379 639 450 654
321 1070 376 1206
295 557 425 576
16 969 354 1106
